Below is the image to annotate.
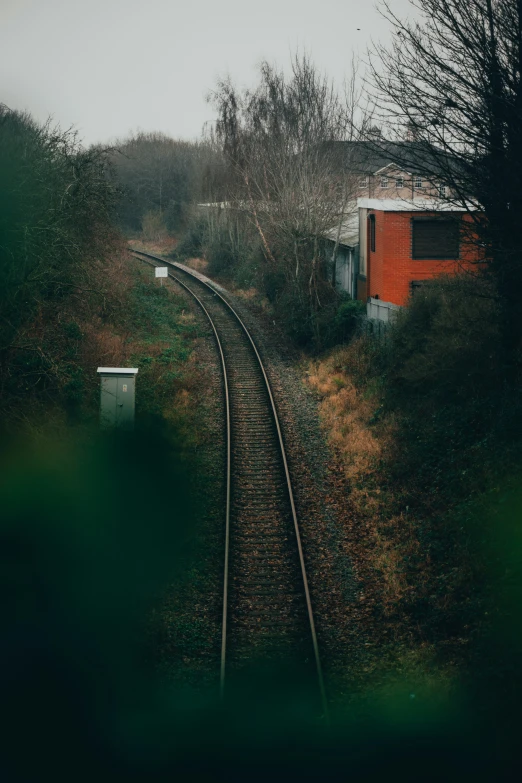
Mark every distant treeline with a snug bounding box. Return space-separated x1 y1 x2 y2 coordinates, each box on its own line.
107 132 227 237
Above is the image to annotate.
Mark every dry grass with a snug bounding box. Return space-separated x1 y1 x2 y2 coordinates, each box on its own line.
302 341 462 706
214 282 272 313
128 236 178 256
305 346 417 610
183 257 208 273
306 347 394 482
81 321 131 366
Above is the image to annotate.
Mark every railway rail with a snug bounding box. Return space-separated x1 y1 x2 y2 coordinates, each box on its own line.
131 248 328 721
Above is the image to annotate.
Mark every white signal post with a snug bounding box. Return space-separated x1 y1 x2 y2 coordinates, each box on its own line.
155 267 168 287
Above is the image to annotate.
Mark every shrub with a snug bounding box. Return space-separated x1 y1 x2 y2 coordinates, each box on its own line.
384 275 503 408
273 288 314 347
205 230 238 276
163 200 189 233
176 215 363 352
205 224 265 288
174 218 207 260
0 106 120 427
141 209 168 242
322 296 366 348
312 272 522 714
343 273 522 511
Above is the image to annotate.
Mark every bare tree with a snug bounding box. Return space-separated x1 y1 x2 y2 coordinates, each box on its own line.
210 54 365 336
370 0 522 364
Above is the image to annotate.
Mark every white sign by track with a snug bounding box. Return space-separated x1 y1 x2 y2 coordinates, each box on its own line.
155 267 168 278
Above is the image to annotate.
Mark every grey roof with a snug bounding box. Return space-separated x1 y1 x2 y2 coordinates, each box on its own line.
323 210 359 247
327 140 461 179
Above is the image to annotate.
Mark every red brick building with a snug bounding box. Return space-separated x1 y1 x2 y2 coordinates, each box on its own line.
356 199 479 306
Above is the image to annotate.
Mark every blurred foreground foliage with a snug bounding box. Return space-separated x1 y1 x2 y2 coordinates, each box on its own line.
1 429 518 781
0 246 516 777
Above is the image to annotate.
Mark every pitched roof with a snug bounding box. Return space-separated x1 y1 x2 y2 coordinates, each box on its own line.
357 198 478 212
323 210 359 247
328 140 460 179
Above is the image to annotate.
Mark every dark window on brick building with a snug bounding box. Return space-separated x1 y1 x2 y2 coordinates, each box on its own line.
410 280 427 295
369 214 376 252
411 217 459 259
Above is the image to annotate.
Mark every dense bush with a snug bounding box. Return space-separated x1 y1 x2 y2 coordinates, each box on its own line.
366 277 522 504
205 222 264 282
141 209 168 242
205 230 241 276
325 296 366 348
173 217 208 260
174 212 263 285
0 106 120 427
308 272 522 735
384 275 503 406
338 273 522 654
350 275 520 501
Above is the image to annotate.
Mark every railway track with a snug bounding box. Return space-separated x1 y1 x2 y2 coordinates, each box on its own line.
131 249 328 721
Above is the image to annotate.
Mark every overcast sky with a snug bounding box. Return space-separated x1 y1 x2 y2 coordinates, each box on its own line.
0 0 415 146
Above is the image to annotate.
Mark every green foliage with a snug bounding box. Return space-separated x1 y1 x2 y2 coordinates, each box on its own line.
176 214 356 350
315 295 366 350
358 275 518 506
0 429 202 780
384 276 503 406
127 268 198 420
263 280 361 352
206 234 238 275
274 289 313 346
175 213 263 286
64 321 83 342
334 297 366 333
207 223 264 286
63 367 85 406
130 269 196 338
173 217 207 259
343 274 522 697
3 427 519 777
163 199 189 233
0 106 119 425
205 225 247 277
262 265 287 303
0 108 116 337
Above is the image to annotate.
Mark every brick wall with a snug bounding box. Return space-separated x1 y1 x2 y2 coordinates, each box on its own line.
366 210 479 306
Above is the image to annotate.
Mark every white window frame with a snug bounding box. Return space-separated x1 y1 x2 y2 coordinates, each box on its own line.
414 176 423 189
359 175 369 188
395 177 404 189
439 184 447 198
380 176 389 189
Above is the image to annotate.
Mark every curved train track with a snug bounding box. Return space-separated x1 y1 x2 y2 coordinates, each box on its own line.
131 248 328 721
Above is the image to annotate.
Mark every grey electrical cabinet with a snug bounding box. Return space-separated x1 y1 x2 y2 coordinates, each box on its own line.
97 367 139 430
